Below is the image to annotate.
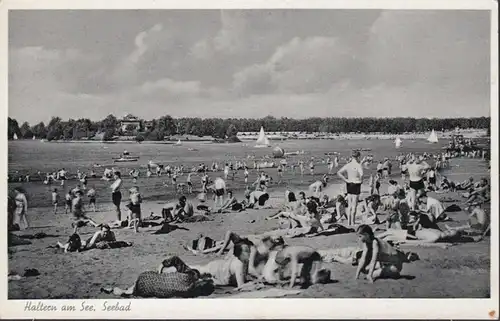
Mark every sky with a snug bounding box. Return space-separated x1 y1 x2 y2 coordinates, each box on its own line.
8 9 491 124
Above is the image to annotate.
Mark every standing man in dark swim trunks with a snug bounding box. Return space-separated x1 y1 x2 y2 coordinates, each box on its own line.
407 156 430 210
337 150 364 227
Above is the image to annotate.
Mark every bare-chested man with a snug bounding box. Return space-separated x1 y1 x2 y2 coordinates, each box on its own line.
337 150 364 226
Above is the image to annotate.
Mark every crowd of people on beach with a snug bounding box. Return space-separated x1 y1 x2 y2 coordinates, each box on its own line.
8 143 491 298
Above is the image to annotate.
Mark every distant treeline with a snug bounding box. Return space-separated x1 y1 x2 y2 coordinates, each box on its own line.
7 115 491 141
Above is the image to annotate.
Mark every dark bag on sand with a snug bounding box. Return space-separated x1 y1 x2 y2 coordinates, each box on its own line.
133 271 214 298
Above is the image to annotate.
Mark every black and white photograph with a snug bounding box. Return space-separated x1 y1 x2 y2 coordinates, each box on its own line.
2 0 498 319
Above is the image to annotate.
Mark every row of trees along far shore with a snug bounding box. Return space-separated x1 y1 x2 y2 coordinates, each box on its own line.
7 115 490 141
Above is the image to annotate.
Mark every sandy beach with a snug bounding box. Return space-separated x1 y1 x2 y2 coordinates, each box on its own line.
8 155 490 299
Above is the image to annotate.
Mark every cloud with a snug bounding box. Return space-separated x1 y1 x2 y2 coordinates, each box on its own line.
8 10 491 124
128 23 163 64
232 36 357 95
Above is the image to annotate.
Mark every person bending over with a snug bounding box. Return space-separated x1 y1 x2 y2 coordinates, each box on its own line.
355 225 407 283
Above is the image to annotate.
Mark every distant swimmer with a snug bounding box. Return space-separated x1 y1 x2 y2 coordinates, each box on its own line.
337 150 364 227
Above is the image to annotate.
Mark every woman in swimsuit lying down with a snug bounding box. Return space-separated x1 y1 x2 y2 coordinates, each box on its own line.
376 211 484 245
103 240 259 298
185 233 286 279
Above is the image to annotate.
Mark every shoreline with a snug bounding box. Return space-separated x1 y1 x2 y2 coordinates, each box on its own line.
8 129 488 144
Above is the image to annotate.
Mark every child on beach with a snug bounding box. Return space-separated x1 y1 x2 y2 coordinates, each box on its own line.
64 191 72 214
87 187 97 212
52 188 59 214
126 186 142 233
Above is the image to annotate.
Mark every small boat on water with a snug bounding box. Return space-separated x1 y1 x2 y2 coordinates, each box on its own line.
112 150 140 161
114 157 139 163
174 139 182 146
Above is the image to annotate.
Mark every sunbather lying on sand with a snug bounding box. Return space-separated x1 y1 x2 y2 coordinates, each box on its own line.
101 256 214 298
266 200 324 232
376 211 485 246
185 233 285 279
52 224 132 252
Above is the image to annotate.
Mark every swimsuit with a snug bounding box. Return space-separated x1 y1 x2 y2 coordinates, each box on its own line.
409 179 425 191
346 183 361 195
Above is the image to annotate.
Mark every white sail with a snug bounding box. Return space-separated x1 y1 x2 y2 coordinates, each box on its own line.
427 130 439 143
13 133 18 140
32 135 36 140
175 139 182 146
255 127 271 147
395 137 402 148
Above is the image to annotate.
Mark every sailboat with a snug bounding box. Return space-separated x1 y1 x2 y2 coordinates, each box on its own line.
427 130 439 144
255 126 271 148
32 135 36 140
13 133 18 140
174 139 182 146
395 137 402 148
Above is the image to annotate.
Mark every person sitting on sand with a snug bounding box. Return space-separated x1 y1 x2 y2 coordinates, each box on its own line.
386 180 401 197
246 190 270 209
385 188 410 230
447 205 490 237
274 245 331 289
126 186 142 233
455 177 474 191
218 190 246 213
173 196 195 222
356 194 381 225
438 176 456 192
54 225 83 253
309 175 328 198
355 225 409 283
54 223 131 252
418 193 450 222
463 178 490 205
101 256 215 298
